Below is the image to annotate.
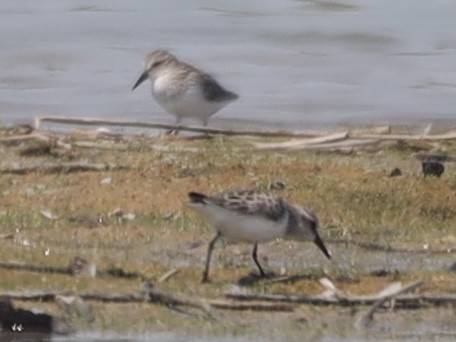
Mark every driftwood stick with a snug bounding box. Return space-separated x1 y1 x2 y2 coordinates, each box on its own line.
252 132 348 149
2 288 455 310
296 139 379 151
0 133 50 145
2 260 450 309
252 137 380 151
0 261 72 275
0 132 74 152
0 261 148 280
354 280 423 329
8 289 454 308
0 291 144 303
0 162 126 175
35 116 456 141
225 290 456 307
146 288 213 317
225 292 341 305
351 131 456 141
209 299 294 312
0 291 63 302
0 290 291 313
146 287 292 313
328 238 456 254
35 116 318 138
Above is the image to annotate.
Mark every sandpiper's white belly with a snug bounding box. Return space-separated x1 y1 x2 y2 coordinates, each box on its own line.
191 204 288 243
152 78 228 121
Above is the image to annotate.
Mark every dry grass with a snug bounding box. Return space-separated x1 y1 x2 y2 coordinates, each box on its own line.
0 131 455 338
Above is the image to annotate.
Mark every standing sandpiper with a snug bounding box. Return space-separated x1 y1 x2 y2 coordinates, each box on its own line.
132 50 239 130
187 189 331 283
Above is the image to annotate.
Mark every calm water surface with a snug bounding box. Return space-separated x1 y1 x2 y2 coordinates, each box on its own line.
0 0 455 130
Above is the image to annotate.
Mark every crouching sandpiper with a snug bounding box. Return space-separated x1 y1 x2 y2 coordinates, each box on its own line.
132 50 238 131
187 189 331 282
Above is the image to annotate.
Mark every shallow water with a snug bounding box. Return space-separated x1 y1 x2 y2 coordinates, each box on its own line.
0 0 455 130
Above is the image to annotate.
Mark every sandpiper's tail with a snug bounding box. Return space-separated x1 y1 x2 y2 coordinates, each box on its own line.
188 192 207 204
225 90 239 102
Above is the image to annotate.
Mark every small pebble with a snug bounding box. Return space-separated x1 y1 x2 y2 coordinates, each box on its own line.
422 160 444 177
100 177 112 185
122 213 136 221
40 210 58 220
389 167 402 177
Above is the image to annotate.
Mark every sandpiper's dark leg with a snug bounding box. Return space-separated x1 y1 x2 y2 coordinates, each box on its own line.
166 117 181 135
202 117 211 137
252 242 266 277
174 116 182 134
202 232 221 283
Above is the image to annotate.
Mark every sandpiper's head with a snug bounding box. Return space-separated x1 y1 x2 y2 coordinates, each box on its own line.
291 205 331 259
132 50 177 90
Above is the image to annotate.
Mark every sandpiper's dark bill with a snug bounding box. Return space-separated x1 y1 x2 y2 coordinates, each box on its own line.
314 234 331 259
132 71 149 90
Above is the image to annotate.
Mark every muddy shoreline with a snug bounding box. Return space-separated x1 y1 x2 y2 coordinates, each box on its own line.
0 123 455 340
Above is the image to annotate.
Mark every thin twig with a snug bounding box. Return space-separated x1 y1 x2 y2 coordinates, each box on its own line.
0 162 126 174
0 290 292 313
225 290 455 307
158 269 180 283
0 261 73 275
209 299 294 312
35 116 318 138
328 238 456 254
252 132 348 149
0 133 50 145
0 261 146 279
354 280 423 329
350 131 456 141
